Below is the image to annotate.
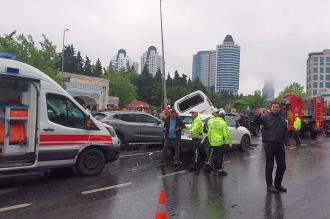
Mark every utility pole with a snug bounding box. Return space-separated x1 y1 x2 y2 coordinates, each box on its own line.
61 28 69 75
160 0 167 110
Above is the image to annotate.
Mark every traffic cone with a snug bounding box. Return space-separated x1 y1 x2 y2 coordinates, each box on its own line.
155 189 168 219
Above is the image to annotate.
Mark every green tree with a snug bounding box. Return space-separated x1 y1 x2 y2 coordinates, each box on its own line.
151 69 162 107
63 44 76 73
84 55 92 75
75 51 84 74
137 68 153 103
276 82 307 102
92 58 103 76
233 90 265 112
105 71 137 107
0 33 63 85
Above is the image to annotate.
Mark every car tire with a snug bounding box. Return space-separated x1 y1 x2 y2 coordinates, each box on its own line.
76 148 106 176
240 135 250 152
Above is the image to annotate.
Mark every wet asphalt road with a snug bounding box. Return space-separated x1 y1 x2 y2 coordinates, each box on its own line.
1 136 330 219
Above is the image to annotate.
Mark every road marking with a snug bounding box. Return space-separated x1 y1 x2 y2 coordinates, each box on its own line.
311 141 316 144
159 170 187 178
317 140 323 142
224 161 232 164
120 150 161 158
243 155 257 159
0 203 32 213
301 144 307 146
81 182 132 195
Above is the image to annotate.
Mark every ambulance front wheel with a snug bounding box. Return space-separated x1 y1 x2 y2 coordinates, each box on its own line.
76 148 106 176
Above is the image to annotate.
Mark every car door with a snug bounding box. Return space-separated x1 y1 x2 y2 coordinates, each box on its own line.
116 113 141 143
135 113 163 142
224 116 241 144
40 93 91 162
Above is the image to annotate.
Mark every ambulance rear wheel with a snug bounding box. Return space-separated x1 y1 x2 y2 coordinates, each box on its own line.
76 148 106 176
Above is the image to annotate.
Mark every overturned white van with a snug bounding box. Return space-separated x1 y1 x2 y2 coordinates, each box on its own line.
0 57 119 176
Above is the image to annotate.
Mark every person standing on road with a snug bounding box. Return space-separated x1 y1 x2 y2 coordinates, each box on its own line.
237 111 250 130
189 108 203 171
255 101 289 193
162 109 185 166
205 108 233 176
293 113 302 146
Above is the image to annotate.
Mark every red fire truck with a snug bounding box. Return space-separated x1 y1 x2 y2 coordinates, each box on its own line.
282 94 324 138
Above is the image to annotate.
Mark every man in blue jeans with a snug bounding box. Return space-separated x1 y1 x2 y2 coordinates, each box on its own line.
161 110 185 166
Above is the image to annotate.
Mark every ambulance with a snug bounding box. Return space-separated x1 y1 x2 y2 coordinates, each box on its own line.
0 55 119 176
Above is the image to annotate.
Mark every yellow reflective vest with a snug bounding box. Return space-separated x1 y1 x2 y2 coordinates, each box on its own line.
191 115 203 139
294 117 301 131
207 116 233 147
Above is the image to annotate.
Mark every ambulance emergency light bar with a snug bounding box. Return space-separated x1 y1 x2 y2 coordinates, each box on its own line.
0 51 20 74
0 51 17 60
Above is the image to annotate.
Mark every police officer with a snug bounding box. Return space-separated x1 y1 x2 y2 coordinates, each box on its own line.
205 108 233 176
189 108 203 171
294 113 302 145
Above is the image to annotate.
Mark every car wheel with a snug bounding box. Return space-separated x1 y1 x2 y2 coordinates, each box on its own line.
76 148 106 176
240 135 250 152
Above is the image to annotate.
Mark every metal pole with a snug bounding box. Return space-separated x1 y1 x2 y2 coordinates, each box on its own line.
207 51 211 94
61 29 69 75
160 0 167 109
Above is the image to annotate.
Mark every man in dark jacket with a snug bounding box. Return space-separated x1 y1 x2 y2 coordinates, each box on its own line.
255 102 289 193
237 111 250 130
161 109 185 165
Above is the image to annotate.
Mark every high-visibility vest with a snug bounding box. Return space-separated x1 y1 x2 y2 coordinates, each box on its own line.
191 115 203 139
207 116 232 146
294 117 301 130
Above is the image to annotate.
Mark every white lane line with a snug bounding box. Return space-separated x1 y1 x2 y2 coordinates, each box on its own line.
159 170 187 178
311 141 316 144
224 161 232 164
0 203 32 213
120 152 146 158
81 182 132 195
301 144 307 146
120 150 161 158
243 155 258 160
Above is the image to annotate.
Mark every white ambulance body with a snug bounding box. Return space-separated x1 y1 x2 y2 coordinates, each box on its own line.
0 57 119 176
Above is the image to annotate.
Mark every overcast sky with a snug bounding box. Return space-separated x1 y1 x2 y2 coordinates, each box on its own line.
1 0 330 95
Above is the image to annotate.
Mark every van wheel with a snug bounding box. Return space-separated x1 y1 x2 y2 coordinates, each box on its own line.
76 148 106 176
240 135 250 152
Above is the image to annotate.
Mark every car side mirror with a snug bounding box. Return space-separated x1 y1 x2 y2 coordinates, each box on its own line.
85 115 92 129
235 122 239 128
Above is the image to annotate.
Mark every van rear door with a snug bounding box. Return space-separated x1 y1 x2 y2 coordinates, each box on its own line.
0 76 39 169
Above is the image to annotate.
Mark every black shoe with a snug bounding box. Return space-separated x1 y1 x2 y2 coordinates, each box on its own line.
275 185 287 192
267 185 280 193
217 170 228 176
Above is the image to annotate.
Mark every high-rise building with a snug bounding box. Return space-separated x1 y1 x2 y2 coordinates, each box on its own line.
110 49 134 72
216 35 240 94
262 80 275 100
132 62 139 73
306 49 330 97
141 46 162 76
192 50 216 91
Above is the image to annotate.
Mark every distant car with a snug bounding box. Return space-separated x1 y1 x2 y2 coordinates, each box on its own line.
94 111 164 147
180 114 251 152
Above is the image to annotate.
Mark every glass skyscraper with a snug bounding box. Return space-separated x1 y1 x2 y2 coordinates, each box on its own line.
216 35 240 94
192 50 216 91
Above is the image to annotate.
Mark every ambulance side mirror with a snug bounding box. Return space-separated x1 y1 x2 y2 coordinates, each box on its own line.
85 115 92 129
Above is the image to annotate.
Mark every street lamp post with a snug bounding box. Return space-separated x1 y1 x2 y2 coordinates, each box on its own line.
61 28 69 75
160 0 167 110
